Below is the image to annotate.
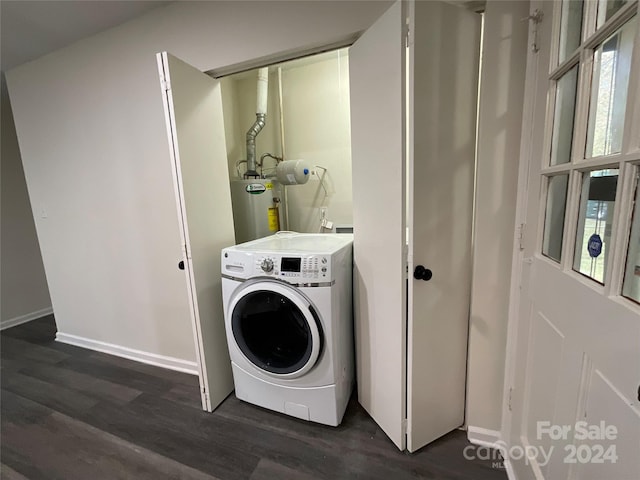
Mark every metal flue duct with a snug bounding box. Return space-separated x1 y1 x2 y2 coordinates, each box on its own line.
245 67 269 177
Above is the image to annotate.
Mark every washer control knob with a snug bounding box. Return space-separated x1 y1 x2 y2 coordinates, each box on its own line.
261 258 274 273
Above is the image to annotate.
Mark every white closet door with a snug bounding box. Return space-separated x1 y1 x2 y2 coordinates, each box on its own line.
157 52 235 411
406 1 480 452
351 0 480 451
350 1 407 450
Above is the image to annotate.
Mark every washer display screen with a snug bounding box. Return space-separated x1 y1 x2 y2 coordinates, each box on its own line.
281 257 301 272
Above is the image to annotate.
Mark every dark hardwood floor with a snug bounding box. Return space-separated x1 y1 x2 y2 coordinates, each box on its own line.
1 316 506 480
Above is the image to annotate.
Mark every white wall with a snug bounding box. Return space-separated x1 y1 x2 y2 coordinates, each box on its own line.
222 50 353 233
467 0 530 436
220 76 245 180
6 1 390 366
1 77 52 328
282 50 353 232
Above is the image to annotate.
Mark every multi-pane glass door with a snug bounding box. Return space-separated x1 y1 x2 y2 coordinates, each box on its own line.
540 0 640 302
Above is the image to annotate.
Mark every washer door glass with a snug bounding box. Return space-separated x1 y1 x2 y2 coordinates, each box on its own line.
231 287 322 376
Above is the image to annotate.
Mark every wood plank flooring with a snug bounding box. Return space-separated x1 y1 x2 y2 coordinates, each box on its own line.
1 316 507 479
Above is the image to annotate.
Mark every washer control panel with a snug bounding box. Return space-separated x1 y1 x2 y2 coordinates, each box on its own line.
260 258 274 272
253 254 330 282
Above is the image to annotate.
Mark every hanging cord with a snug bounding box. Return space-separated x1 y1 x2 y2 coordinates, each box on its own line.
315 166 330 233
315 165 329 196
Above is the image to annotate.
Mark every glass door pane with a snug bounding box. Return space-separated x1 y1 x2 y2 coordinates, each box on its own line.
543 174 570 262
559 0 584 64
586 16 637 158
573 169 619 283
596 0 629 29
623 170 640 302
551 66 579 165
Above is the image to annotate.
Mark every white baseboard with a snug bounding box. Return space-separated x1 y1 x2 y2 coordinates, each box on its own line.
503 458 517 480
0 307 53 331
55 332 199 375
467 426 501 448
521 436 545 480
467 427 517 480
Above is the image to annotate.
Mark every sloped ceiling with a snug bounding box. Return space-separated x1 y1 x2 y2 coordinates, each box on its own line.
1 1 170 72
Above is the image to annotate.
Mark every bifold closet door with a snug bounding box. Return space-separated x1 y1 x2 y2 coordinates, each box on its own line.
157 52 235 411
406 1 480 452
350 1 408 450
350 0 480 452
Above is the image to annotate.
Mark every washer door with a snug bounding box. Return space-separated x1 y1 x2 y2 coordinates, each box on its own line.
229 281 323 378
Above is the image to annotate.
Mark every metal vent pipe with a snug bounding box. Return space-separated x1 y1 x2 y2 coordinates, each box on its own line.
245 68 269 177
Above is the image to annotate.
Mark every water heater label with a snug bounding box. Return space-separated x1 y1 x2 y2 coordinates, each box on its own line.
246 183 266 194
265 182 273 190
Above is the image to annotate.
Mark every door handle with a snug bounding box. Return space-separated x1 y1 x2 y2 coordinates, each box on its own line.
178 260 185 271
413 265 432 281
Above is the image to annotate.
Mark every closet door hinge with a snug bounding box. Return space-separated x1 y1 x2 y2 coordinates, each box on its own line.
404 12 411 48
508 387 513 412
404 244 410 280
516 223 525 251
184 243 192 260
523 9 544 53
402 418 408 435
161 77 171 92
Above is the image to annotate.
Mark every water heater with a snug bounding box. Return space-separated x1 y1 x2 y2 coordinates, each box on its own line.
230 179 283 243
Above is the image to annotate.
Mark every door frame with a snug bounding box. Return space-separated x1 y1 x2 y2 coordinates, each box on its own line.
500 0 560 464
165 1 484 448
500 0 545 454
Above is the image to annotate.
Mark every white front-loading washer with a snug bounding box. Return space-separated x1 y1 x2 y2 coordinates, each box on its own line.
221 233 353 426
